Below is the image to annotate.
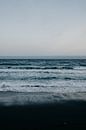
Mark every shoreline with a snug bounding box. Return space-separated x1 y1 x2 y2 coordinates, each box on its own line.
0 91 86 106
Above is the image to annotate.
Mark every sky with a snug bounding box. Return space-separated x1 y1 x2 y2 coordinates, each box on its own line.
0 0 86 56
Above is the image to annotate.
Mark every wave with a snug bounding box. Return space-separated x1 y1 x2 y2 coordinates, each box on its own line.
33 76 86 80
79 63 86 67
0 84 47 88
1 74 86 81
0 84 86 93
0 66 74 70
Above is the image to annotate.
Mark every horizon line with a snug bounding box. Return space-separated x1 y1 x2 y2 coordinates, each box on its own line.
0 55 86 59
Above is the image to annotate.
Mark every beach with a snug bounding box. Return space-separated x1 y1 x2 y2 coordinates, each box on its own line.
0 92 86 130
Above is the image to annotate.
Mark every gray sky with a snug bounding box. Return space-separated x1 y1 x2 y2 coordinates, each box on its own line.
0 0 86 56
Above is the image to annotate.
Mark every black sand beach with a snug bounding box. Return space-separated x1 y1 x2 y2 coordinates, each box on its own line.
0 92 86 130
0 101 86 130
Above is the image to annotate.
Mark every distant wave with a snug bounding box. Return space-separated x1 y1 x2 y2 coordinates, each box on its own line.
0 66 74 70
1 65 86 70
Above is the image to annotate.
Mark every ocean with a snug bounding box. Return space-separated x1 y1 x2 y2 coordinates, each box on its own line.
0 57 86 93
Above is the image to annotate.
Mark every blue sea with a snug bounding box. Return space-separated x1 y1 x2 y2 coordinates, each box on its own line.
0 56 86 93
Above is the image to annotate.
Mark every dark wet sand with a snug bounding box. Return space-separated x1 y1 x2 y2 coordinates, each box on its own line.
0 100 86 130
